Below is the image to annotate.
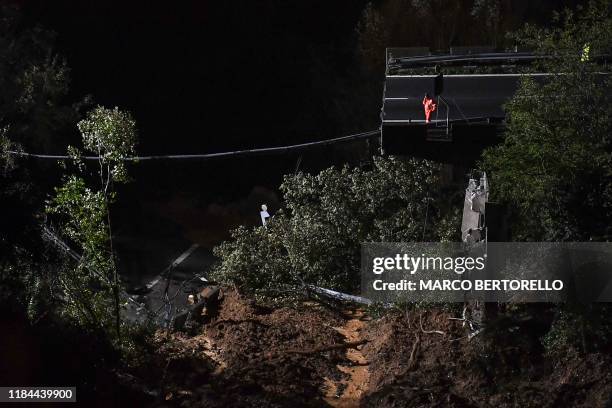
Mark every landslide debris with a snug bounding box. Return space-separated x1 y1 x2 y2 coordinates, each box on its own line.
127 292 612 408
361 310 612 408
140 289 352 407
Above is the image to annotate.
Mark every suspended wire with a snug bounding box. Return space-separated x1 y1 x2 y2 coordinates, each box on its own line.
5 129 380 161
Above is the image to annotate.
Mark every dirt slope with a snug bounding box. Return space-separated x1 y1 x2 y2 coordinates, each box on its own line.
129 291 612 407
361 311 612 408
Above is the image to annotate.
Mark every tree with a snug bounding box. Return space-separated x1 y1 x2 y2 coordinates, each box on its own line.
482 0 612 241
0 5 79 314
211 156 460 300
0 6 77 152
481 0 612 354
48 106 137 337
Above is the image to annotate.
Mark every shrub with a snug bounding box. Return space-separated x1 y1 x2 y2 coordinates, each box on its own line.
211 156 459 298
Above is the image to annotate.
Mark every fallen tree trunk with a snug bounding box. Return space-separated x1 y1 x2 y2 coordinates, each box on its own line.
305 285 373 306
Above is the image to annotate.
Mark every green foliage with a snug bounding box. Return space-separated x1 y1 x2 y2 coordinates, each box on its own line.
0 6 78 262
45 176 115 328
480 1 612 355
0 9 86 325
48 176 110 271
0 4 141 352
211 221 293 299
45 106 137 336
212 157 459 298
0 6 147 371
0 126 19 173
508 0 612 65
77 106 138 183
0 5 76 152
482 1 612 240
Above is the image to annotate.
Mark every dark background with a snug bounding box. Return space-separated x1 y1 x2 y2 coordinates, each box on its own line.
22 1 371 151
16 0 580 184
19 1 378 220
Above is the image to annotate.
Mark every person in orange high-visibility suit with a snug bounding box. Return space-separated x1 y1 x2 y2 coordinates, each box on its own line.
422 93 437 123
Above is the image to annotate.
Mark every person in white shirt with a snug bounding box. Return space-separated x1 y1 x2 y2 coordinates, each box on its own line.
260 204 270 226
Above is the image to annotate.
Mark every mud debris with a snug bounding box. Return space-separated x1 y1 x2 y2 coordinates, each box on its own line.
127 291 612 407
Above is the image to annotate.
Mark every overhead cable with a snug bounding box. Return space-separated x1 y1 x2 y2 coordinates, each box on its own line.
5 129 380 161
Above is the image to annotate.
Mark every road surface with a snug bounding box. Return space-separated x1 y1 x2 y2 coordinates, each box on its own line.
382 74 547 123
116 236 216 326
